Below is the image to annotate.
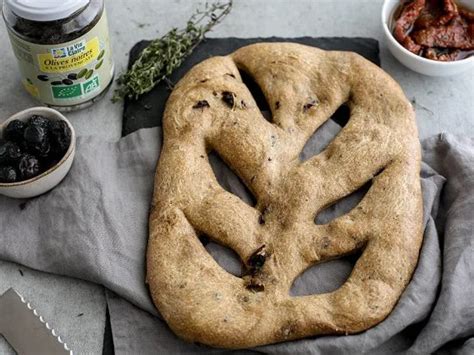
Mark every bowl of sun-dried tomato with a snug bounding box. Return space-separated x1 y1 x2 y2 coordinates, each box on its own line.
382 0 474 76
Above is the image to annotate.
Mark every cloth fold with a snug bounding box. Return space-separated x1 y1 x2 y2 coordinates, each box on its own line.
0 129 161 316
1 125 473 354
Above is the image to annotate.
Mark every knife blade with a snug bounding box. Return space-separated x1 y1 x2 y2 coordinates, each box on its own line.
0 288 72 355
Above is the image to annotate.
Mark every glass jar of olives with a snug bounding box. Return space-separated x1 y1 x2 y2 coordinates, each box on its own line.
3 0 114 111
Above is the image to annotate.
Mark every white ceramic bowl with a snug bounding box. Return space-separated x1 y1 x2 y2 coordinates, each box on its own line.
0 107 76 199
382 0 474 76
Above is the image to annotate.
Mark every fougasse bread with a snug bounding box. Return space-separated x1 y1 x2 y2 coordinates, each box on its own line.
147 43 423 349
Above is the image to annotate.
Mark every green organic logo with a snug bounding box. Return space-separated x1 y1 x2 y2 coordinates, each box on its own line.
83 76 100 95
52 84 82 99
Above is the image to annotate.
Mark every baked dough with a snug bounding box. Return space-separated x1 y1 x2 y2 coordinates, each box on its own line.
147 43 423 348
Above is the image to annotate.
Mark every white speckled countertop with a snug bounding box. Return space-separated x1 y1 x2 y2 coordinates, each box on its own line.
1 0 473 353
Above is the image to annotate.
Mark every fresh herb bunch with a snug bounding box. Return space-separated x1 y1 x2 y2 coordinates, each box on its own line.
113 1 233 101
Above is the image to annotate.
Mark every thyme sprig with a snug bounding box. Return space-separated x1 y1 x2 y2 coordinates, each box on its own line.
113 1 233 101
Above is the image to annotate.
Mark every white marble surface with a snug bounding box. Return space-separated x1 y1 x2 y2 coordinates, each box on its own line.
0 0 473 353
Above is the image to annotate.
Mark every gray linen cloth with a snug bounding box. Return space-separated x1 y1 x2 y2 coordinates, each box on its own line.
0 120 473 354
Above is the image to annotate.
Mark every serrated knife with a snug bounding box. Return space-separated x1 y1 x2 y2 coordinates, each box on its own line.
0 288 72 355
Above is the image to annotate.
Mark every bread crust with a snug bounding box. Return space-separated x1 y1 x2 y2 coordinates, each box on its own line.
147 43 423 348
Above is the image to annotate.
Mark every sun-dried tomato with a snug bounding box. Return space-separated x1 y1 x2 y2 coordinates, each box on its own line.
394 0 426 54
413 17 474 50
393 0 474 61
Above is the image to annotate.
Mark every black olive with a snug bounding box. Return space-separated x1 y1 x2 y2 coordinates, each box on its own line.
67 73 78 80
0 166 18 183
51 81 63 86
303 98 319 112
49 120 71 157
4 120 26 143
62 79 74 85
42 156 59 170
37 75 49 82
245 281 265 292
248 245 267 271
24 125 47 144
222 91 235 108
192 100 210 109
0 141 22 164
24 122 51 158
28 115 50 130
31 141 51 158
249 253 266 269
258 207 268 225
10 10 101 45
18 154 40 180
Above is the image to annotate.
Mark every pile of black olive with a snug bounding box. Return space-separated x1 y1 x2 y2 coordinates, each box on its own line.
0 115 71 183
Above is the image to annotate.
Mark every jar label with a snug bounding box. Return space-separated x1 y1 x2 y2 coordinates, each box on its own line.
38 38 100 73
6 10 114 107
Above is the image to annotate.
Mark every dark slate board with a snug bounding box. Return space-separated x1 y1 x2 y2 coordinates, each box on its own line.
122 37 380 136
